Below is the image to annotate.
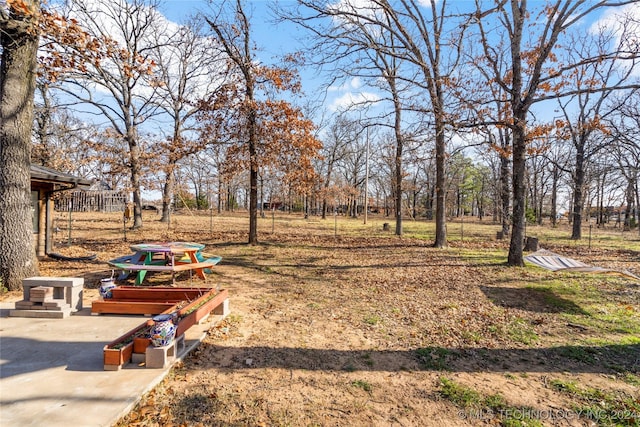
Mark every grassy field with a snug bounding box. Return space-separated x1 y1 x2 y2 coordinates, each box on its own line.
17 210 640 426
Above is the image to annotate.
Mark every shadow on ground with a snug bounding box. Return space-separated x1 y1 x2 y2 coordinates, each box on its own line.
480 285 590 314
189 341 640 375
0 336 109 378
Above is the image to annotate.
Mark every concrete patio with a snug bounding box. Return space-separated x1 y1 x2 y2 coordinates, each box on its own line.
0 300 216 426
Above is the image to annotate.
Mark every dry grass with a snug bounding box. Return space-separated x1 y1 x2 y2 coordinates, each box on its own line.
10 210 640 426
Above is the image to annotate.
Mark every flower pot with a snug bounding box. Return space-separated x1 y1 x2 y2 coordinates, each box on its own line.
150 314 176 347
99 278 117 299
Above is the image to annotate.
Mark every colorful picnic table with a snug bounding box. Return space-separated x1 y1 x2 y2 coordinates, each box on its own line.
108 242 221 285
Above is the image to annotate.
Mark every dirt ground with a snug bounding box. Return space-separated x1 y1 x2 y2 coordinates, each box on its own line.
4 211 639 426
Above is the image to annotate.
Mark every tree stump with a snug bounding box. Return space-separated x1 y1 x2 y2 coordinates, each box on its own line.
496 231 504 240
383 223 390 231
524 236 539 252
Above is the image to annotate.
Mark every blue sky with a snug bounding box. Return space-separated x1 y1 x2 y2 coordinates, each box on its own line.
161 0 302 59
158 1 640 119
158 0 353 115
72 0 635 206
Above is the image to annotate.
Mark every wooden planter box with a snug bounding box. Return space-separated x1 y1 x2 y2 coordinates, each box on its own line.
133 337 152 354
103 342 134 370
92 286 215 315
111 286 214 302
93 301 176 315
103 321 152 370
176 289 228 337
101 287 228 370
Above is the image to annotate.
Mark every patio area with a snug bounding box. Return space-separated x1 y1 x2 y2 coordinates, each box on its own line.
0 298 222 427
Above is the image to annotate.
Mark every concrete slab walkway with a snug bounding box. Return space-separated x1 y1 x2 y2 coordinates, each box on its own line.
0 302 213 427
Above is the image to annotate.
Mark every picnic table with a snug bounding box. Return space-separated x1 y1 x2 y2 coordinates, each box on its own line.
107 241 221 285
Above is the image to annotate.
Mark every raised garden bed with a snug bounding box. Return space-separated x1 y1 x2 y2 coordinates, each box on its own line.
101 287 228 370
103 321 152 369
175 288 227 337
92 286 216 314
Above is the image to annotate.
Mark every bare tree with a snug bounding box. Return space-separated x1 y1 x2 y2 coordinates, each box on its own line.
286 1 414 234
147 18 226 222
554 23 640 239
469 0 639 265
479 127 511 236
540 135 571 228
33 88 112 190
318 114 353 219
206 1 266 244
205 0 321 245
335 118 369 217
53 0 165 229
286 0 466 247
609 92 640 234
526 138 553 225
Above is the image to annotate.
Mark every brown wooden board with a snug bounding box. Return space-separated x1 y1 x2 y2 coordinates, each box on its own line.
110 287 211 302
92 301 177 315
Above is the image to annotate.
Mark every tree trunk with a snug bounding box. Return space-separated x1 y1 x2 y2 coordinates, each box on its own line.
508 119 527 267
248 105 258 245
571 146 585 239
597 172 606 227
550 165 558 227
321 164 333 220
0 4 41 290
537 194 543 225
217 178 222 213
505 0 529 267
160 162 176 223
433 115 447 248
128 137 144 229
635 176 640 237
492 185 498 223
394 103 403 236
500 149 510 236
623 179 633 231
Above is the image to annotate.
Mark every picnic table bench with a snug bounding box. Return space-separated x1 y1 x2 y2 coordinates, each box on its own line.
108 261 216 273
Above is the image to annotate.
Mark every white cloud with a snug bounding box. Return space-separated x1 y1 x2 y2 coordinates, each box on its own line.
328 77 363 92
329 91 381 112
417 0 434 7
57 0 225 102
327 0 385 36
328 0 380 19
589 4 640 75
590 3 640 42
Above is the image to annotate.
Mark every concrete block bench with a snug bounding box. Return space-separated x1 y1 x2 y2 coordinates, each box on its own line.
10 277 84 319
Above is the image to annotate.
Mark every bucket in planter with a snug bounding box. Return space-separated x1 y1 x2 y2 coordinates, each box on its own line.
150 314 176 347
99 278 117 299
